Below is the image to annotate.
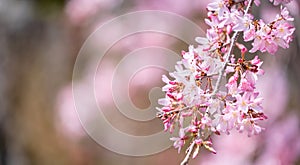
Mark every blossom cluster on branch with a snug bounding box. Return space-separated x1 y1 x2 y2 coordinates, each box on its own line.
156 0 295 164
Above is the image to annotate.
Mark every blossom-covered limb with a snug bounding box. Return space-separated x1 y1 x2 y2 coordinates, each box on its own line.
156 0 295 164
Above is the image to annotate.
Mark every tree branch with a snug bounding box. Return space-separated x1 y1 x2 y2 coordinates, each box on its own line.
211 0 254 98
180 141 196 165
180 1 255 164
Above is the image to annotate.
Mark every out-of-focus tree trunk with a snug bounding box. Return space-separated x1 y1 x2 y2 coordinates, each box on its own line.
0 1 79 164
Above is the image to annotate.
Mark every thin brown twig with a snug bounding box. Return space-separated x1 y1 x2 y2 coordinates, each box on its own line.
180 141 196 165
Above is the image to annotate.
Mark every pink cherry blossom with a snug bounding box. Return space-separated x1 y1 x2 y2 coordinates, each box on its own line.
170 128 187 153
270 0 293 5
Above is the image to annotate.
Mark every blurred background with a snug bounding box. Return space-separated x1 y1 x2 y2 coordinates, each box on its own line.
0 0 300 164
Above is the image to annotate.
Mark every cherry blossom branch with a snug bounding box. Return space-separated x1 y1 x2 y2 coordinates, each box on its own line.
211 0 254 98
157 0 295 164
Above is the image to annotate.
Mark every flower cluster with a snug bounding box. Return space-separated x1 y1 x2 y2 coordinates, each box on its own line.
246 7 295 54
156 0 295 164
218 55 268 136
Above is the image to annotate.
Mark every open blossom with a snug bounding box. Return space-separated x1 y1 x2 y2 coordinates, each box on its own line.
255 0 293 5
170 128 188 153
207 0 229 18
157 0 295 163
232 13 253 32
270 0 293 5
